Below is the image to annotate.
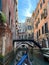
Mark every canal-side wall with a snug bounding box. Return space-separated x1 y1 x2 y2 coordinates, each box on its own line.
0 50 14 65
0 24 14 65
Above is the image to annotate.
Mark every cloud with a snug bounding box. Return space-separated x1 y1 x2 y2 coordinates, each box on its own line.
18 0 39 23
18 16 26 23
23 0 32 17
23 0 39 17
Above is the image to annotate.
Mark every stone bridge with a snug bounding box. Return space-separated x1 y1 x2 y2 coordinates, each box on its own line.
13 39 42 51
13 41 33 51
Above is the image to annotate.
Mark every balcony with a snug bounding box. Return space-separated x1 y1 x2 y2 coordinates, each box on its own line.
44 12 47 19
41 9 47 20
35 20 40 28
43 9 47 19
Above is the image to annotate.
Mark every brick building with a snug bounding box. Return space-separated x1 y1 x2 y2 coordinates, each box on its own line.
0 0 18 64
0 0 17 57
34 0 49 48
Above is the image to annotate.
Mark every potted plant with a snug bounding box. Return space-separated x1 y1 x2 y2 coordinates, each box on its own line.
0 11 6 25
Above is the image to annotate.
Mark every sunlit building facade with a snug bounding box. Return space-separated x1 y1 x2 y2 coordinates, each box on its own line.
25 17 34 40
18 23 26 39
34 0 49 48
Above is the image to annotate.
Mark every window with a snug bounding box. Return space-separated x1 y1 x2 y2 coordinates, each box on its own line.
41 13 44 20
43 0 45 3
29 34 30 37
11 19 13 29
25 35 27 39
22 35 23 39
45 22 48 33
37 10 39 17
40 3 42 9
16 20 17 22
28 34 31 39
28 26 32 30
0 0 2 11
20 29 21 32
16 25 17 27
19 36 21 39
44 9 47 18
9 11 11 25
37 31 38 39
32 33 34 38
16 8 17 12
39 29 40 36
47 38 49 47
38 10 39 13
35 18 40 28
27 19 30 22
38 18 40 23
41 9 47 20
42 39 46 48
42 26 44 34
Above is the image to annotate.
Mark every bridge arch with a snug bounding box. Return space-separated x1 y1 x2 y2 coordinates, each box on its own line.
13 39 42 49
16 43 29 49
13 41 34 50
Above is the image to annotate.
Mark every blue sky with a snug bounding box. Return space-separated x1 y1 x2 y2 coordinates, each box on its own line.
18 0 39 23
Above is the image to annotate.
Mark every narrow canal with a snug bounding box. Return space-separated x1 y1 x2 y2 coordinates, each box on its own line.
9 48 49 65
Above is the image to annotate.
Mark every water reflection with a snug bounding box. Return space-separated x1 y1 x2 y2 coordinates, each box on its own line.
9 48 49 65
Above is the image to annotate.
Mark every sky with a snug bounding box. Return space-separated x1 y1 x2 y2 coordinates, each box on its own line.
18 0 39 23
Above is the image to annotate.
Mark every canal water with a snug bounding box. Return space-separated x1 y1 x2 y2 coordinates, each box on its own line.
32 49 49 65
9 49 49 65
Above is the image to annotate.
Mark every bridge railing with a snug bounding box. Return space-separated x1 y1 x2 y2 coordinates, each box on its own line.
13 39 42 49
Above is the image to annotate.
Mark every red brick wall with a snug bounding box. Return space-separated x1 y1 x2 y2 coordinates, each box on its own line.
2 0 15 25
1 0 15 54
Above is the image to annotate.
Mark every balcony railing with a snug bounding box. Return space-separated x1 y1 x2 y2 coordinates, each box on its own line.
44 12 47 19
41 9 47 20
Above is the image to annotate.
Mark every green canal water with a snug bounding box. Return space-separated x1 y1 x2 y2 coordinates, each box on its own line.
9 49 49 65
